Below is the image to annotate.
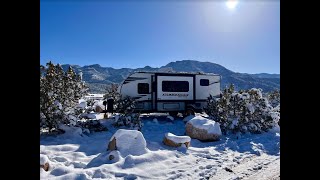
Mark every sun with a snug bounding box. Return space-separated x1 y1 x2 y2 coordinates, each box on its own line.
226 0 239 10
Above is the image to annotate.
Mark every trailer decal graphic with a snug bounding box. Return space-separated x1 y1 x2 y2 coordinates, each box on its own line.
162 93 189 97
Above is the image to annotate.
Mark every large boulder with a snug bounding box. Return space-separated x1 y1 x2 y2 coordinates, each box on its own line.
185 116 222 141
163 132 191 148
107 129 148 156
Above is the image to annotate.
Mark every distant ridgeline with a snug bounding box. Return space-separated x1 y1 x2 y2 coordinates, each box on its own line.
59 60 279 93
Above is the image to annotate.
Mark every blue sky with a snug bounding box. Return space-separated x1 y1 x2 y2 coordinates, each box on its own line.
40 0 280 74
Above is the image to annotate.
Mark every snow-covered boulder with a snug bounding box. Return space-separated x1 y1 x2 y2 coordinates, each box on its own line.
163 132 191 148
185 116 222 141
108 150 122 162
40 154 50 171
107 129 148 156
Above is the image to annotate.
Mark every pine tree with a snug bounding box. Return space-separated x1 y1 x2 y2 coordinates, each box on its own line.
104 84 121 102
40 62 88 133
40 62 63 132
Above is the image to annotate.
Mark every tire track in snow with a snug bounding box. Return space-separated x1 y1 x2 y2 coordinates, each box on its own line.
209 153 279 180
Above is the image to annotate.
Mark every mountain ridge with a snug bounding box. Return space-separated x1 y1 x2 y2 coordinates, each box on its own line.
61 60 279 93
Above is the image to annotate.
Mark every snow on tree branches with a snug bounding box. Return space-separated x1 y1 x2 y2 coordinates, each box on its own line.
104 84 142 130
205 84 280 134
40 62 89 133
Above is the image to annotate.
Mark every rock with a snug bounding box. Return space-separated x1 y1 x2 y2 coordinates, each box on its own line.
95 106 103 113
225 167 233 172
185 116 221 141
106 129 148 156
107 137 117 151
40 162 49 171
163 133 191 148
109 154 115 160
40 154 50 171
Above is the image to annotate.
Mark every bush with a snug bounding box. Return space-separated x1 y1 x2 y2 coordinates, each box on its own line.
104 84 142 130
268 89 280 108
76 120 108 132
205 84 280 134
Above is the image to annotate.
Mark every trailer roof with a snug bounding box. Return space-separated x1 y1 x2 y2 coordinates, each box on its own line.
134 71 220 76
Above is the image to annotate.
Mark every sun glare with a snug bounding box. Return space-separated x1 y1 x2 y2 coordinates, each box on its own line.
226 0 239 10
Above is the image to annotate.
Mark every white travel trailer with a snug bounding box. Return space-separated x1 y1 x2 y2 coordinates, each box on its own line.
119 71 221 116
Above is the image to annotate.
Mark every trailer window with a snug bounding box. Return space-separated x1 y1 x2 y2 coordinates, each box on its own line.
162 81 189 92
200 79 209 86
138 83 149 94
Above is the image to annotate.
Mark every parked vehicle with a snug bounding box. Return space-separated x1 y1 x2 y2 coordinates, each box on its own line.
118 71 221 116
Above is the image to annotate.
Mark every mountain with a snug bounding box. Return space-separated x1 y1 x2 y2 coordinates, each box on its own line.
250 73 280 79
61 60 280 93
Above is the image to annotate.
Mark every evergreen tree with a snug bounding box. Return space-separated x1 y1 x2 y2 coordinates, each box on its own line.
40 62 88 133
40 62 63 132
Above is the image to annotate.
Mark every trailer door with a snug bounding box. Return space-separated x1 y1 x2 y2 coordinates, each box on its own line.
157 76 193 101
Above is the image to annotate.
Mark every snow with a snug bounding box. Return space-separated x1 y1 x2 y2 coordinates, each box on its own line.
183 114 195 122
40 154 50 165
188 116 222 135
40 115 280 180
58 124 84 138
78 98 86 104
76 101 87 109
230 118 238 129
54 100 62 110
166 115 174 121
93 100 105 110
165 132 191 144
247 103 255 114
152 118 158 123
109 129 148 156
85 113 97 119
270 111 280 123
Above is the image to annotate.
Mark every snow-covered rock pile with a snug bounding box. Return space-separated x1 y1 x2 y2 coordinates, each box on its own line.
186 116 222 141
163 132 191 148
107 129 148 157
40 154 50 171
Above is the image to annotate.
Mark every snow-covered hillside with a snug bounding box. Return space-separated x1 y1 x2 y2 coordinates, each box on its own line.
40 114 280 180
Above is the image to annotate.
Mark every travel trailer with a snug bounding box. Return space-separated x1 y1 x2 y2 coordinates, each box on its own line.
118 71 221 116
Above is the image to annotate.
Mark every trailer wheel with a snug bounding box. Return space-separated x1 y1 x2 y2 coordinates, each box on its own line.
185 108 195 116
169 111 178 117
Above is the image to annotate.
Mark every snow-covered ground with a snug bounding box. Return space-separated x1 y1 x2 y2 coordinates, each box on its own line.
40 114 280 180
